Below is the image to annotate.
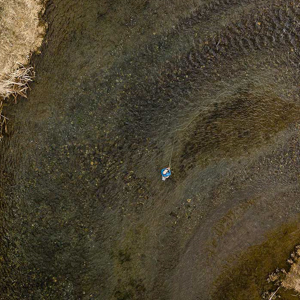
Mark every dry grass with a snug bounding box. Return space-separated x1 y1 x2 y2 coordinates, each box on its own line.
281 246 300 293
0 0 45 76
0 65 35 100
266 245 300 299
0 0 46 138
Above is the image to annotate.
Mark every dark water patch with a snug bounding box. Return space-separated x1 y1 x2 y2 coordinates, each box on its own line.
113 0 300 146
178 88 300 174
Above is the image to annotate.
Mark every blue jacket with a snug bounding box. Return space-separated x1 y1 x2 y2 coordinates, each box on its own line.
161 168 171 177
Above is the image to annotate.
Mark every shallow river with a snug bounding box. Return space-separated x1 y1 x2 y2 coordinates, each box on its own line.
1 0 300 299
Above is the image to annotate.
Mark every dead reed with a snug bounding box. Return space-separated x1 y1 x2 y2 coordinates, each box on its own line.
0 0 45 138
0 65 36 138
265 245 300 299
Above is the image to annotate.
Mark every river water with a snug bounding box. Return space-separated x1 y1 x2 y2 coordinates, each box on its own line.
1 0 300 299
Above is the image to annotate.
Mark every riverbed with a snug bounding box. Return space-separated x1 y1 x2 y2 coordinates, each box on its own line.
1 0 300 299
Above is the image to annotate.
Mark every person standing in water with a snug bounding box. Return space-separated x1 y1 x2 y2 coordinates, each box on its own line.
161 167 171 181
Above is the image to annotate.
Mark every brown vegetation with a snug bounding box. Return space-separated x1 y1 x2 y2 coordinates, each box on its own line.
0 0 46 137
266 245 300 299
281 246 300 293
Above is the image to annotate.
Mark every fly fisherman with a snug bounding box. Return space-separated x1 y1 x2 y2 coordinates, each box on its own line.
161 167 171 181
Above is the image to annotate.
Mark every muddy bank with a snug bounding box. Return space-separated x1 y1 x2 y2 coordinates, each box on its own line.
1 0 300 299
